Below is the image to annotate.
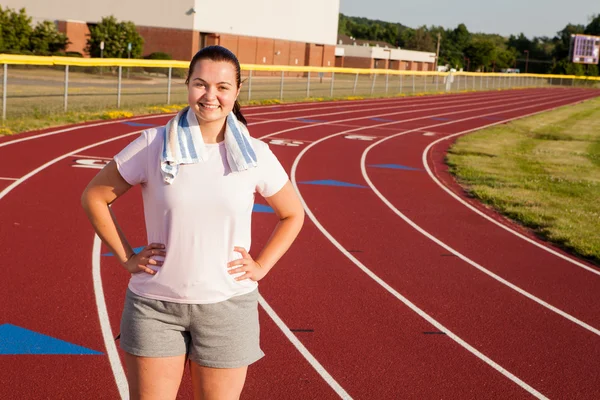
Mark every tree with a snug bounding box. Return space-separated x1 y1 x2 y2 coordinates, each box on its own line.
0 6 32 52
86 16 144 58
584 14 600 35
464 39 496 71
30 21 69 54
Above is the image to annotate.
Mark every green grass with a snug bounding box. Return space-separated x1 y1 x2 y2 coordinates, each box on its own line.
446 96 600 265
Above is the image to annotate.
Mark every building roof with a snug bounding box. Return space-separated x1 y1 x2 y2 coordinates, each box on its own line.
337 34 394 48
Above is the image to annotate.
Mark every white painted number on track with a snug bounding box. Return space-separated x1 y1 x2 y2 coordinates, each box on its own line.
269 139 304 147
72 159 110 169
345 134 376 141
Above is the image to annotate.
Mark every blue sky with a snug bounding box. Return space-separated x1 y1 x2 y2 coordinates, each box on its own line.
339 0 598 38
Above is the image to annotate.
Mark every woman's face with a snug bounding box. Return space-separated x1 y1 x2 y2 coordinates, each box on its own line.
187 59 240 125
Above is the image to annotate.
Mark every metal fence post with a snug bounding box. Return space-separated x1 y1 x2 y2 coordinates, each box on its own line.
435 74 439 92
64 65 69 112
353 73 358 95
370 73 377 95
424 74 427 92
167 67 172 105
2 64 6 121
279 71 284 101
248 70 253 101
117 66 122 108
412 74 415 93
306 71 311 98
399 74 403 93
330 72 335 98
385 72 389 94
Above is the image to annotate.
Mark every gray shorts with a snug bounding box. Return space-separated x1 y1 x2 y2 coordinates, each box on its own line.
120 288 264 368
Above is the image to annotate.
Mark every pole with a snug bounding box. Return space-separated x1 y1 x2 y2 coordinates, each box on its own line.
330 71 335 98
167 67 172 105
248 70 253 101
370 73 377 95
306 71 311 98
279 70 284 101
524 50 529 73
353 73 358 94
2 64 7 121
435 32 441 71
64 65 69 112
385 72 389 94
117 66 122 108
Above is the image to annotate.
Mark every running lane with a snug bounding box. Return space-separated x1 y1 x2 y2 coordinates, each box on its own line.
293 88 600 398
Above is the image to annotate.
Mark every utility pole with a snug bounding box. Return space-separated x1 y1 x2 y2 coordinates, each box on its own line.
435 32 441 71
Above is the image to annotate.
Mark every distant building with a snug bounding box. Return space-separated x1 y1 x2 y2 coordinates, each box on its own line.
335 35 436 71
2 0 339 68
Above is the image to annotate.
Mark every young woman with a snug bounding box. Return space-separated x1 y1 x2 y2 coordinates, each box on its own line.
81 46 304 399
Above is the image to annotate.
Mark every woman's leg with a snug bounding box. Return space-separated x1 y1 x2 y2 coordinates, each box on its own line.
189 362 248 400
125 353 187 400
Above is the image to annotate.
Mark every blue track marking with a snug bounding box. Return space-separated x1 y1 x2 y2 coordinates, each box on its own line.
121 122 158 127
102 246 145 257
253 204 274 213
430 117 450 121
0 324 103 355
370 118 395 122
299 179 367 188
369 164 423 171
296 118 323 123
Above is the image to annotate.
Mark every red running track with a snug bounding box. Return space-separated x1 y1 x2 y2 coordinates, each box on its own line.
1 88 599 399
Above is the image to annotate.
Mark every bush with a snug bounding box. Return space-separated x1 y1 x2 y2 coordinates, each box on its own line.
87 15 144 58
145 51 171 60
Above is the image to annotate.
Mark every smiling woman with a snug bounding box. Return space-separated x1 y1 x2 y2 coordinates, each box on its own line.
80 45 305 400
185 46 248 143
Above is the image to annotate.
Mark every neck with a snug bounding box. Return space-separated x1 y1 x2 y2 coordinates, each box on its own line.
200 120 226 144
193 112 227 144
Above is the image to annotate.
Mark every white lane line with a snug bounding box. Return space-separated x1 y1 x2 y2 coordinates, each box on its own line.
247 90 539 126
360 94 600 337
422 111 600 277
250 89 555 140
0 89 544 149
0 130 143 201
93 235 129 399
258 296 352 399
0 177 18 181
1 90 583 399
289 106 584 400
71 154 113 161
1 126 351 398
0 114 170 148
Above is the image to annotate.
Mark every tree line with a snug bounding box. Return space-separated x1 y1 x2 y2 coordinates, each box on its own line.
339 13 600 76
0 7 145 59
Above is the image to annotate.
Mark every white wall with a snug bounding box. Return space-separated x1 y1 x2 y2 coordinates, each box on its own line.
2 0 194 29
338 45 435 63
193 0 339 45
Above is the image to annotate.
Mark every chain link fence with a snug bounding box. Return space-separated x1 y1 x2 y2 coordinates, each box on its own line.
2 54 599 121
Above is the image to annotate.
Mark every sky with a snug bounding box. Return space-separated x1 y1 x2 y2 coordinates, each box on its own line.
339 0 598 38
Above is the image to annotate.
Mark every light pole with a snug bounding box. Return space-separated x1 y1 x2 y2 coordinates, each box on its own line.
524 50 529 73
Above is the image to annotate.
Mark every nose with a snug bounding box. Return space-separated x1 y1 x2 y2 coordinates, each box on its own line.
203 85 217 100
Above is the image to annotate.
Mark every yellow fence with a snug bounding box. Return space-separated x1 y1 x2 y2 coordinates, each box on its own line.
1 53 599 122
2 53 599 80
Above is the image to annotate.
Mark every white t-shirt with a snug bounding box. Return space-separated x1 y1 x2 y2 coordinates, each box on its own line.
114 126 288 304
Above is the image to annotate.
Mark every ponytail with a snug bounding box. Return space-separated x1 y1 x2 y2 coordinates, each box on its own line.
233 100 247 127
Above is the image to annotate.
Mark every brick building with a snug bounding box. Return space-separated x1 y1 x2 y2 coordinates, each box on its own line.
3 0 339 68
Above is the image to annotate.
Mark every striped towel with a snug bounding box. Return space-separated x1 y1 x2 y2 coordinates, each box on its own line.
160 106 257 184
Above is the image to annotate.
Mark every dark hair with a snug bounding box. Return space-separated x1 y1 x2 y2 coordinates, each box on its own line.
185 46 247 126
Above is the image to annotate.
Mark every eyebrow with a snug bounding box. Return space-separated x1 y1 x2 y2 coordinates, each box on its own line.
192 78 233 86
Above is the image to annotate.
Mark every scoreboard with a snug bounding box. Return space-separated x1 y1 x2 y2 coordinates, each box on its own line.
571 34 600 64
